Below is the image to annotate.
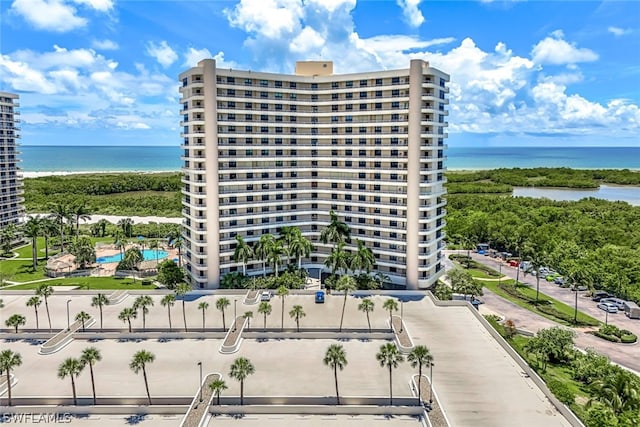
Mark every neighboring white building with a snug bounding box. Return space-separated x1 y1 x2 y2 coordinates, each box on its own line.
179 59 448 289
0 92 24 229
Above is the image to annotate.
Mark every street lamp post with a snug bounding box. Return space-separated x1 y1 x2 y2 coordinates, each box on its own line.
498 264 502 287
400 300 404 333
66 299 72 331
605 309 609 326
574 286 579 325
429 362 435 406
198 361 203 402
233 299 237 332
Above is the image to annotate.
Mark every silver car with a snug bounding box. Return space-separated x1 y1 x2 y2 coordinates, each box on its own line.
597 302 618 313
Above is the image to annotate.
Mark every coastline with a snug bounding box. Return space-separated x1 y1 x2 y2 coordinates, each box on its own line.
23 170 180 178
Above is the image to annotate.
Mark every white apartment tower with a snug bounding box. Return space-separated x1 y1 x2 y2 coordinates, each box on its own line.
0 92 24 228
180 59 448 289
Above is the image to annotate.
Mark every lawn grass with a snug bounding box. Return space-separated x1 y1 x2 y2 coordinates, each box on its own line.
0 259 48 282
6 276 158 290
467 268 499 279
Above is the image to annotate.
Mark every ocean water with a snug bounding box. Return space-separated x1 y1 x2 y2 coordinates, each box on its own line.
19 145 640 172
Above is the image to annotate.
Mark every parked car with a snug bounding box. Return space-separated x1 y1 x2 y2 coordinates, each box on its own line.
600 298 626 310
508 260 520 268
597 302 618 313
260 291 272 301
315 291 325 304
622 301 640 319
554 276 565 285
546 274 560 282
571 285 587 291
591 291 612 302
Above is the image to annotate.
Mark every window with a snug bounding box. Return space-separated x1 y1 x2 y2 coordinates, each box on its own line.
360 104 367 110
332 82 339 89
375 78 382 86
346 81 353 88
275 80 282 88
360 92 367 98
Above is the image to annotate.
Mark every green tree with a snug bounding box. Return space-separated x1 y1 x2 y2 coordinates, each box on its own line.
258 301 272 331
22 215 42 269
6 314 26 333
75 311 91 332
130 350 155 405
382 298 399 329
216 297 230 329
267 240 285 278
349 239 375 274
434 282 452 300
447 268 482 299
118 247 143 271
118 217 134 238
324 242 350 279
320 210 350 249
198 301 209 330
175 283 191 331
254 234 275 277
229 357 255 406
133 295 154 330
97 219 109 237
233 235 253 276
358 298 375 332
323 344 347 405
91 294 109 330
41 217 58 260
71 201 91 240
336 275 357 332
70 235 96 269
160 294 176 330
36 284 54 332
0 223 17 256
58 357 84 405
80 347 102 405
588 369 640 415
0 349 22 406
525 326 576 372
407 345 433 404
243 311 253 330
157 260 184 289
209 379 228 405
118 307 137 333
289 304 305 332
373 272 391 289
49 202 70 251
288 228 313 269
376 343 404 405
26 296 42 330
276 286 289 330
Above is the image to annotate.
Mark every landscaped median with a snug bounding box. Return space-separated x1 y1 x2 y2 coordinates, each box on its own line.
391 315 414 353
219 317 247 354
590 323 638 344
179 372 221 427
39 316 96 355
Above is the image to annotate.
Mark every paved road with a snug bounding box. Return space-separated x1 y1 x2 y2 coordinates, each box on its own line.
444 251 640 373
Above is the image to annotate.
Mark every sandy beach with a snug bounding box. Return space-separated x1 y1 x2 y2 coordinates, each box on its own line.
29 213 181 224
23 170 179 178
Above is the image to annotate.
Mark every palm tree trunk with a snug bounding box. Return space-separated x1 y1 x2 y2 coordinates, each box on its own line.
127 319 132 333
182 301 188 332
6 370 12 406
45 299 52 332
34 307 39 330
32 238 37 269
334 366 340 405
82 320 86 332
76 218 80 240
167 307 172 330
262 261 266 277
339 294 347 332
242 263 246 276
217 393 220 405
240 380 244 406
296 318 299 332
263 314 267 331
417 365 422 403
222 310 226 330
202 310 205 330
142 312 146 330
99 308 103 330
90 364 97 405
389 366 393 405
366 312 371 332
44 235 49 259
281 300 284 330
535 273 540 303
71 376 77 405
143 367 151 405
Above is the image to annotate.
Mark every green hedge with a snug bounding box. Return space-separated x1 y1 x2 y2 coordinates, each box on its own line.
621 334 638 344
593 331 621 342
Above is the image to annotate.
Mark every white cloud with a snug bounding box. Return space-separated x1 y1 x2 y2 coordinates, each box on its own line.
184 47 213 67
92 39 119 50
224 0 304 39
396 0 424 28
10 0 87 32
71 0 113 12
290 27 325 53
146 41 178 68
531 31 598 65
608 26 632 37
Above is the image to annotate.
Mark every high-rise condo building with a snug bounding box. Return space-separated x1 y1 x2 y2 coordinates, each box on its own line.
179 59 448 289
0 92 24 229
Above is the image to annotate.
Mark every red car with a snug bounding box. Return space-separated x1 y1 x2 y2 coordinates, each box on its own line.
508 260 520 267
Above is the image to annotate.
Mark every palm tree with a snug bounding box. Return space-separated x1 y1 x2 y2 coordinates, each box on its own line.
160 294 176 330
133 295 154 330
148 239 160 265
524 243 547 304
80 347 102 405
349 239 375 274
0 349 22 406
91 294 108 330
324 242 350 279
41 217 58 260
36 284 54 332
118 218 134 238
233 235 253 276
324 344 347 405
376 343 404 405
58 357 84 405
254 234 275 277
289 305 305 332
358 298 375 332
198 301 209 330
276 286 289 330
22 215 42 269
75 311 91 332
70 236 96 269
71 201 91 240
229 357 255 406
267 240 285 278
167 232 184 268
258 301 272 331
130 350 155 405
50 202 70 251
336 275 357 332
588 370 640 415
216 297 230 329
382 298 399 329
320 210 350 249
118 307 137 333
407 345 433 404
26 296 42 330
5 314 26 333
209 378 228 405
0 223 17 256
374 272 391 289
97 219 109 237
175 283 191 331
243 311 253 330
287 228 313 269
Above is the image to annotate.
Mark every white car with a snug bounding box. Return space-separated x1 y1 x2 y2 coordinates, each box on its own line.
260 291 272 301
597 302 618 314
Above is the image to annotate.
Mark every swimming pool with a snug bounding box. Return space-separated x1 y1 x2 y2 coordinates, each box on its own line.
96 249 169 264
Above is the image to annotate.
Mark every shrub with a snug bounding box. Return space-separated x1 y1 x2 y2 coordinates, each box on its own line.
503 319 517 339
593 331 621 343
620 334 637 344
547 379 575 406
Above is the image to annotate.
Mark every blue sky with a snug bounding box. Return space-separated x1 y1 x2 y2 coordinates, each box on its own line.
1 0 639 147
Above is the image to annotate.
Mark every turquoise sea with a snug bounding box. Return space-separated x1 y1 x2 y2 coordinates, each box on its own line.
19 145 640 172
